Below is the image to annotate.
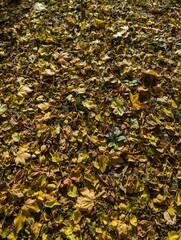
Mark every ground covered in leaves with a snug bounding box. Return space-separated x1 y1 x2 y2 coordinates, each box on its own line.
0 0 181 239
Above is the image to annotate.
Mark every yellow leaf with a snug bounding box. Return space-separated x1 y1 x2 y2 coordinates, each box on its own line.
142 69 160 77
176 194 181 206
110 219 118 227
44 199 60 208
130 92 141 110
117 222 129 236
17 85 32 97
84 172 99 186
72 209 82 224
92 160 100 170
67 183 78 198
153 194 166 204
95 19 105 27
37 102 50 111
76 188 95 212
100 213 109 225
14 213 26 235
171 99 177 108
31 223 42 240
7 231 16 240
90 135 99 144
168 206 176 215
42 233 48 240
98 155 109 173
15 150 31 165
168 231 180 240
130 215 137 226
0 103 7 115
22 199 40 215
163 108 174 118
82 99 96 110
96 227 103 233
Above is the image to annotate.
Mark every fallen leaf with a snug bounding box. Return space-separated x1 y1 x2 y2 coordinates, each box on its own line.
130 92 141 110
164 211 176 225
76 188 95 212
72 209 82 224
113 26 129 38
67 183 78 198
82 99 96 110
37 102 50 111
130 215 137 226
17 85 32 97
0 103 7 115
15 150 31 165
22 199 40 215
14 213 26 235
31 223 42 240
168 231 180 240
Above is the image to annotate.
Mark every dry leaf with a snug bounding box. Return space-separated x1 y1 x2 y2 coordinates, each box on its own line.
37 102 50 111
76 188 95 212
17 85 32 97
15 150 31 165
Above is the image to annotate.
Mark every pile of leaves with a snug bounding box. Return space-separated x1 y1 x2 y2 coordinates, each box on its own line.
0 0 180 239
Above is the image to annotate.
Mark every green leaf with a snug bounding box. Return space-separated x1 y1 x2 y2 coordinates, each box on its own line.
114 128 122 137
108 142 115 148
117 136 126 142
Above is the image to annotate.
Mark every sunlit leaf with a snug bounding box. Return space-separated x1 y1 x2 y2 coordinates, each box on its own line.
37 102 50 111
76 188 95 212
67 183 78 198
113 26 129 38
168 231 180 240
117 222 128 236
14 213 26 235
130 215 137 226
17 85 32 97
15 150 31 165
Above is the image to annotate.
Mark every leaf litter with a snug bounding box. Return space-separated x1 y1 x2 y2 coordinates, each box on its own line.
0 0 181 239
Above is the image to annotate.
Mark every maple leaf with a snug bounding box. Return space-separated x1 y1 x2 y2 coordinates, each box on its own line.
15 151 31 165
76 188 95 212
